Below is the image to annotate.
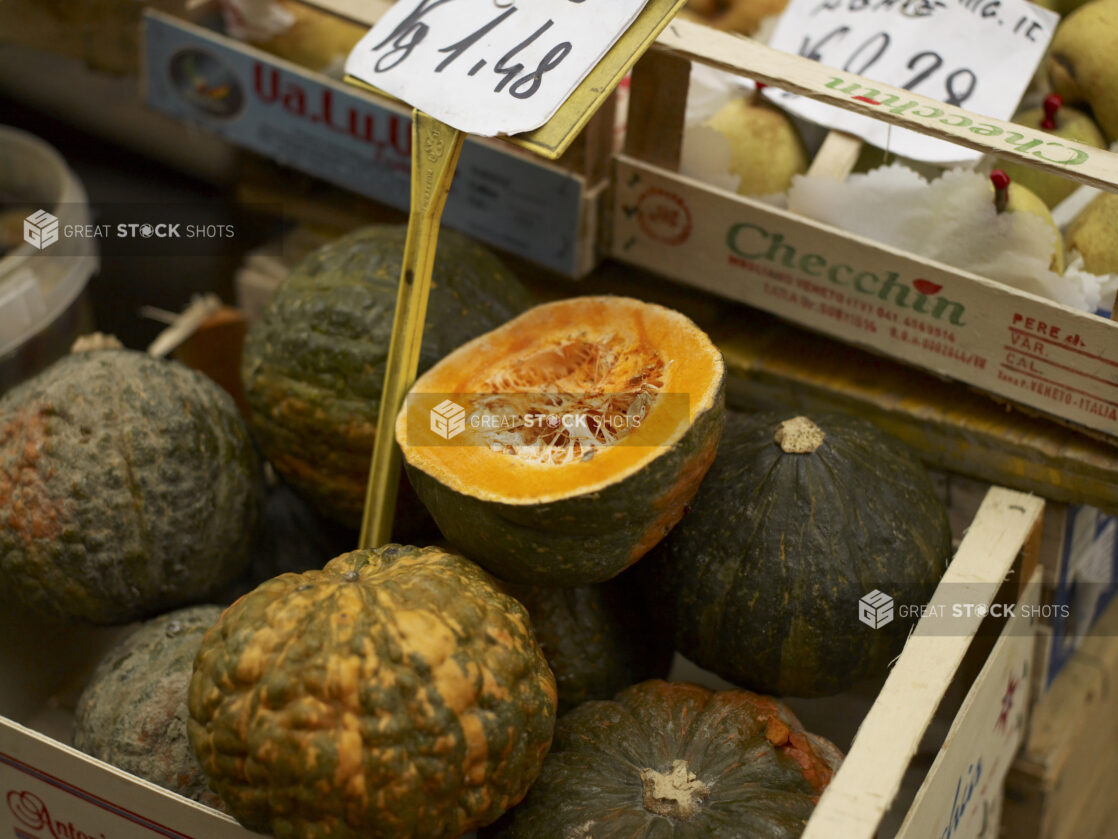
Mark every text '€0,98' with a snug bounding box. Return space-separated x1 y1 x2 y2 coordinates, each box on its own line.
344 0 652 136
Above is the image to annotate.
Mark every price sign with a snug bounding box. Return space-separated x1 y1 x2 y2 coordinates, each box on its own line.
765 0 1059 163
345 0 651 137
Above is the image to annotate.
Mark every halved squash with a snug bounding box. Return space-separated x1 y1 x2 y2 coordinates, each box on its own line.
395 296 725 586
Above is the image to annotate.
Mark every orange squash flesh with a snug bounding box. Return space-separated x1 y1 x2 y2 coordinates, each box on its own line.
396 296 725 586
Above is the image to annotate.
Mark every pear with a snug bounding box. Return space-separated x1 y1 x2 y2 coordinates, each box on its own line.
991 170 1066 273
1030 0 1094 17
1065 191 1118 274
703 91 809 197
1047 0 1118 143
683 0 791 36
995 94 1107 208
248 0 365 74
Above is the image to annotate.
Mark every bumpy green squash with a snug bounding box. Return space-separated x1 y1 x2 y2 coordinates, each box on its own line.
482 679 842 838
0 348 263 624
642 411 952 697
397 296 726 586
241 225 533 531
188 544 557 839
241 477 358 589
73 605 226 811
503 573 673 713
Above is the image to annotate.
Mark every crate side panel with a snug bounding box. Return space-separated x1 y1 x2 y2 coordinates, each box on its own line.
612 157 1118 440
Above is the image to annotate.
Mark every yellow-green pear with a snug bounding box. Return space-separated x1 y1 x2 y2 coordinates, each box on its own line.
995 94 1106 207
703 90 809 197
991 169 1066 273
683 0 791 35
1047 0 1118 143
1031 0 1095 17
1066 191 1118 274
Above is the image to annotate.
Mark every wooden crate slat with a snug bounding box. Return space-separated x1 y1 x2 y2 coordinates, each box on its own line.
804 488 1044 837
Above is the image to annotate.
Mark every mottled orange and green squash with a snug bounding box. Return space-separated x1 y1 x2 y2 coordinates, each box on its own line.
188 545 557 839
642 411 952 697
396 296 726 586
0 348 263 624
483 679 843 838
240 225 533 533
74 605 226 811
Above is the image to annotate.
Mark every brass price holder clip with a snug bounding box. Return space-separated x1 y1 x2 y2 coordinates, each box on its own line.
345 0 690 548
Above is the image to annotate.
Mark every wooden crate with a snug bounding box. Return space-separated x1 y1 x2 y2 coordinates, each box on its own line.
142 0 614 278
0 486 1044 838
611 21 1118 443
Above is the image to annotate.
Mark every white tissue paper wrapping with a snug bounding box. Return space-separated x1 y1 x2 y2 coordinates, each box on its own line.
678 64 827 201
786 164 1113 313
678 64 751 194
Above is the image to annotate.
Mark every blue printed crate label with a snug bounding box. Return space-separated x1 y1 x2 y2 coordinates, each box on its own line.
1045 507 1118 686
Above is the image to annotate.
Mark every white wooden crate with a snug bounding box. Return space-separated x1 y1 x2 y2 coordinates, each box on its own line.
0 486 1043 838
611 21 1118 443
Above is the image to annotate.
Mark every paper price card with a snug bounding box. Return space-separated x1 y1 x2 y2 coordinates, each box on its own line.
345 0 650 137
765 0 1059 163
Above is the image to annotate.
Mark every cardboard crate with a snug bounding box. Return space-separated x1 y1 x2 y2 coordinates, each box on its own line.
0 487 1044 838
1002 597 1118 839
142 1 613 278
611 22 1118 443
935 471 1118 693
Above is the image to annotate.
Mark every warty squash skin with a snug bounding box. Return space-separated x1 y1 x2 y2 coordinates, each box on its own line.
73 605 226 811
482 679 842 839
642 411 952 697
188 544 558 839
0 348 264 624
240 225 533 532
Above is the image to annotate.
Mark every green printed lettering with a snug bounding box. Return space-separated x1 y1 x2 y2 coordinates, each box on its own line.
726 223 770 258
824 77 856 92
911 106 944 119
765 232 797 269
854 271 880 294
969 124 1002 137
800 253 826 277
1033 143 1089 165
878 272 911 308
828 264 853 286
939 114 972 128
932 297 966 325
1003 132 1043 153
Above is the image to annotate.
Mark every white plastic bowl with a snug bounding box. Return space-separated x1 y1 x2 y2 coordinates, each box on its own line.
0 124 99 390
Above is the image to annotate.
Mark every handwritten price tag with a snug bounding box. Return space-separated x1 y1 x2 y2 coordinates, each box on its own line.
765 0 1059 163
345 0 651 137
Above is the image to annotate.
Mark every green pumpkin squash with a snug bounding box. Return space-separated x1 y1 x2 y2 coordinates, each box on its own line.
503 574 673 714
642 411 952 697
73 605 226 811
243 477 358 587
188 544 557 839
396 296 726 586
0 348 264 624
240 225 533 532
482 679 842 838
